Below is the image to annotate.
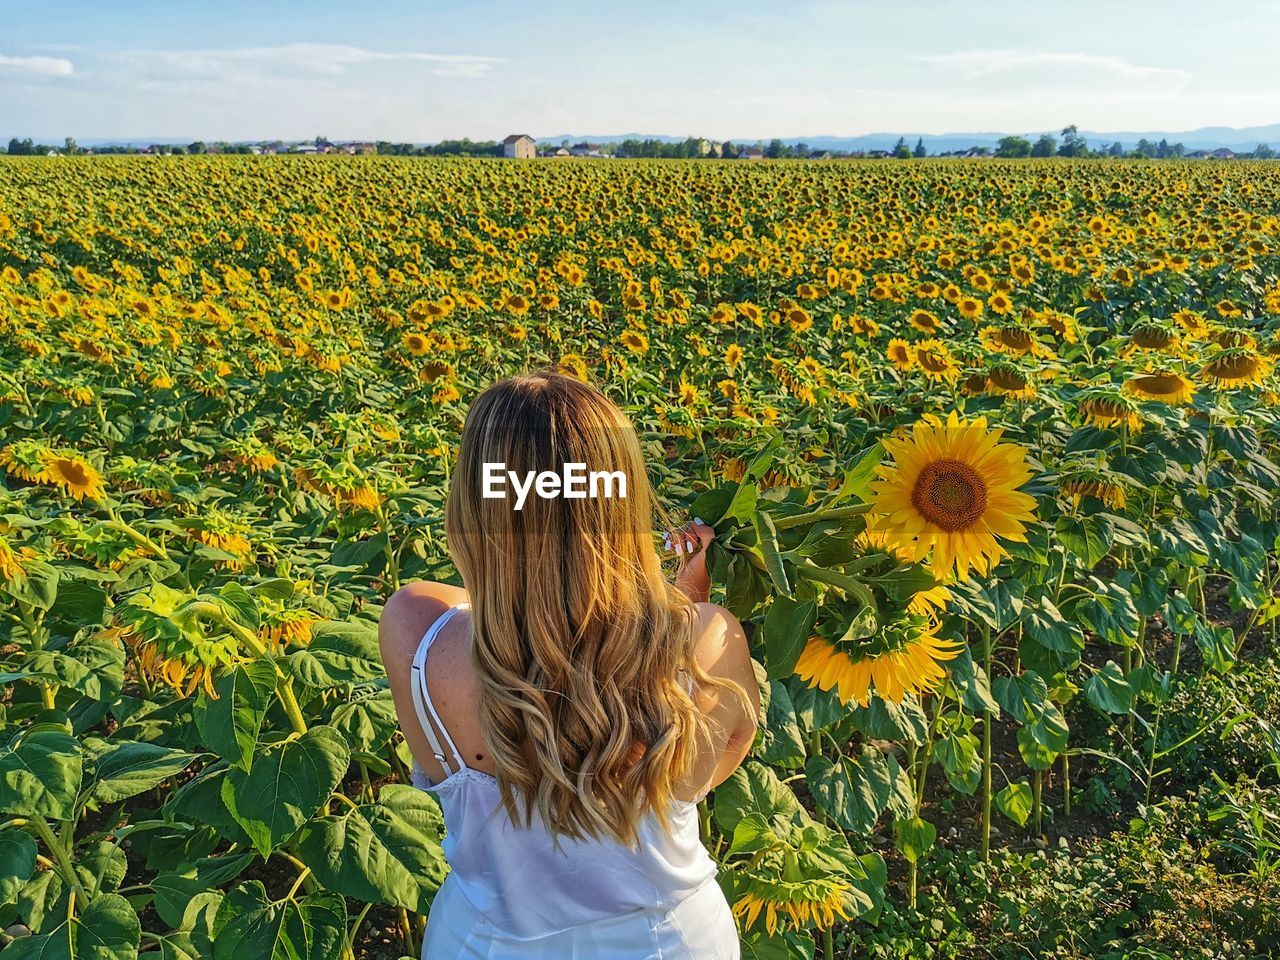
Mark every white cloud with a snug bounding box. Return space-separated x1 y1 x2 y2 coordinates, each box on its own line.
915 49 1191 89
0 54 74 77
109 43 502 80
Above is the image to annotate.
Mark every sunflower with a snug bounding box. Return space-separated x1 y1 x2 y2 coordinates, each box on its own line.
0 440 54 483
978 361 1032 398
957 296 984 321
42 452 106 501
1200 348 1272 388
1061 470 1127 510
886 338 915 371
260 609 322 651
619 329 649 355
403 332 431 356
0 536 27 582
725 343 744 371
794 624 962 706
1078 390 1142 431
1125 370 1196 405
913 340 960 383
909 310 942 335
732 875 856 936
868 411 1037 579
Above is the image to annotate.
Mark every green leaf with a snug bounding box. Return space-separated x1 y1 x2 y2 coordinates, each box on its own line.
88 741 199 804
737 931 814 960
713 761 806 838
726 813 775 856
212 882 345 960
328 690 399 754
222 726 351 857
993 671 1049 725
836 443 882 502
1056 514 1113 568
757 680 805 767
740 928 819 960
0 831 38 906
152 853 255 929
806 747 910 833
2 892 141 960
996 781 1033 826
0 728 82 821
762 597 817 680
296 784 447 912
946 648 999 716
1084 660 1133 715
1016 727 1058 770
287 622 383 687
934 732 981 795
894 817 935 864
216 583 261 632
194 660 277 771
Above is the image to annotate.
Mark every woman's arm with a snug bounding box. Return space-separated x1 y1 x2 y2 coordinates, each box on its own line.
668 518 715 603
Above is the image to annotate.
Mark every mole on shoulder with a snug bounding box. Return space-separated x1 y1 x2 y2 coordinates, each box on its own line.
476 754 484 761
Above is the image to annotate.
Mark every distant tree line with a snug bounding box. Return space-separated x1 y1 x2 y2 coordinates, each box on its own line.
4 127 1277 160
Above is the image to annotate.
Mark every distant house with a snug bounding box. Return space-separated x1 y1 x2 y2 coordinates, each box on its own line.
810 150 833 160
294 144 320 154
1188 150 1211 159
1211 147 1236 159
707 141 723 158
343 142 377 155
866 149 890 159
570 142 604 157
502 134 536 159
738 145 764 160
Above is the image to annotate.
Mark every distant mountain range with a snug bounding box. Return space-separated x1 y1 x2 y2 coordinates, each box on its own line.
24 122 1280 153
540 123 1280 154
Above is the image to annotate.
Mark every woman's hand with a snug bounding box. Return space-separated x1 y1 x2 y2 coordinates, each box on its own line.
666 517 715 603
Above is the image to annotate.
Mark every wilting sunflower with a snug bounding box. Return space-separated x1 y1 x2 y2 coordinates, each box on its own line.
794 618 963 705
1125 370 1196 405
260 609 322 651
1200 347 1272 388
0 536 27 583
1061 469 1127 509
1078 389 1143 432
732 874 856 936
868 411 1037 579
985 363 1036 400
42 451 106 501
0 440 54 483
886 338 915 371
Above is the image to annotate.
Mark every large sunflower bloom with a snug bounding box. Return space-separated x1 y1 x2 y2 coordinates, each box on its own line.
793 630 962 706
868 412 1037 579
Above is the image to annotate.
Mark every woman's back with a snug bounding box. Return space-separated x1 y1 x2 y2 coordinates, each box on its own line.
379 371 760 958
407 604 722 940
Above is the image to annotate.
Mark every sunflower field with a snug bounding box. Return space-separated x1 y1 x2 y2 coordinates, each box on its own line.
1 155 1279 959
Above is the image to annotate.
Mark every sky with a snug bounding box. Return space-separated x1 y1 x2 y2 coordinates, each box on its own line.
1 0 1278 142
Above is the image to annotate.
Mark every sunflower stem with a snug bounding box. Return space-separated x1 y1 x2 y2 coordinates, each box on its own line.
980 623 993 863
771 503 872 531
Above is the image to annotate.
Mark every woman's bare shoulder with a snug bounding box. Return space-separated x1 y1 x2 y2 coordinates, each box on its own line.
689 602 756 693
377 581 470 678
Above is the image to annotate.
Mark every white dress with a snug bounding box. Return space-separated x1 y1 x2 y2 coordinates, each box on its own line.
407 604 741 959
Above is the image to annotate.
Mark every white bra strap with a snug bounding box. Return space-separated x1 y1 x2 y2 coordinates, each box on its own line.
409 605 470 777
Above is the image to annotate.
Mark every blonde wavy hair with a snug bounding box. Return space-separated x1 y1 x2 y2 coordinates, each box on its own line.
444 371 746 849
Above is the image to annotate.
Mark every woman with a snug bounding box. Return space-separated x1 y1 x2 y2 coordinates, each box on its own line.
380 370 761 959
